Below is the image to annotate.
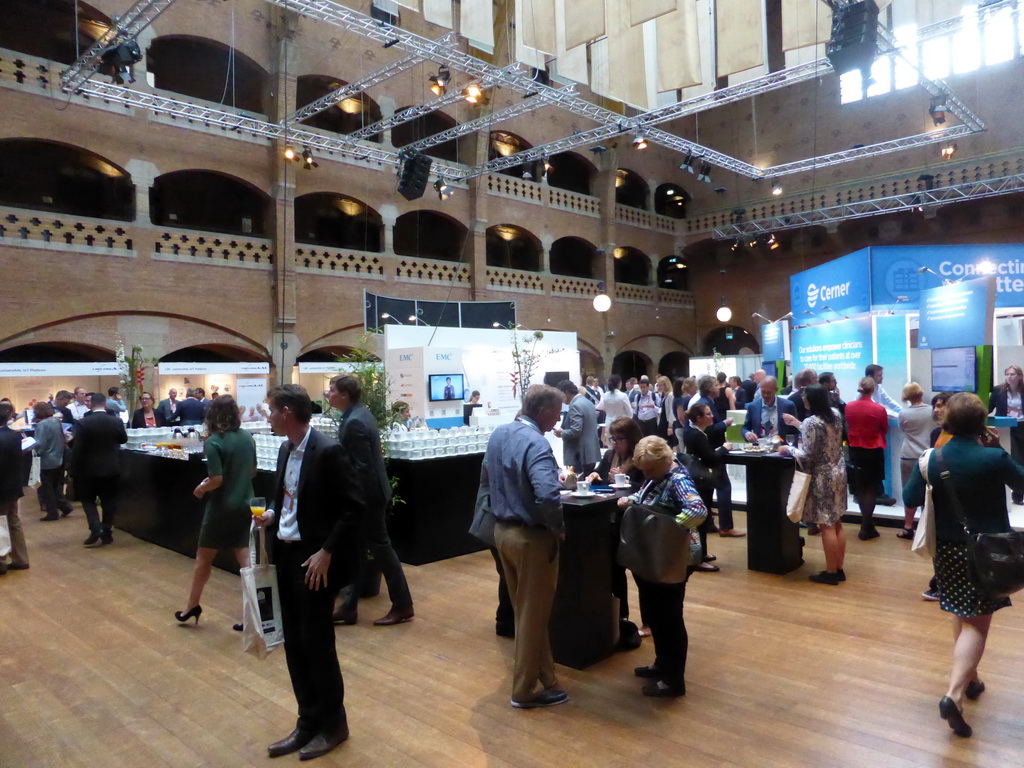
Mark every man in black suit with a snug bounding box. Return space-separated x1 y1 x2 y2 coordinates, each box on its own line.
787 368 818 421
327 374 413 626
155 388 179 424
52 390 76 427
175 389 206 426
254 384 365 761
70 392 127 547
0 401 31 573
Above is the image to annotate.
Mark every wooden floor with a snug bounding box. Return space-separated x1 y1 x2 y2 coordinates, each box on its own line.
3 506 1024 768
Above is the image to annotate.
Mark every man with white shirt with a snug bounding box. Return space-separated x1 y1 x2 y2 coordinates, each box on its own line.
69 387 91 421
632 376 661 436
254 384 365 761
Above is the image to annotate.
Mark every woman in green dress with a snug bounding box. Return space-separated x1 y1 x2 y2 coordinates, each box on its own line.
175 395 257 625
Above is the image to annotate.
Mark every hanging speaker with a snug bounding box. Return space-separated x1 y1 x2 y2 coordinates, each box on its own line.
826 0 879 76
397 151 433 201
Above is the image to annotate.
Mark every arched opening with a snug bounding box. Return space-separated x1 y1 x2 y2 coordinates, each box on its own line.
612 350 650 381
294 193 383 252
392 109 463 163
701 326 760 356
613 247 650 286
0 139 134 220
658 351 690 380
295 75 382 141
485 224 542 271
579 349 604 381
160 344 267 363
147 35 268 113
550 236 597 278
615 168 648 210
150 170 270 235
654 182 690 218
0 0 110 64
393 211 467 261
546 151 595 195
657 255 689 290
295 347 356 363
0 341 113 363
489 130 538 180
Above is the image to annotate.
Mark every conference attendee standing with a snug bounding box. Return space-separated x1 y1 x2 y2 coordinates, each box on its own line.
553 380 601 477
155 388 179 425
818 372 847 418
106 386 127 414
131 392 166 428
779 385 848 584
683 402 738 572
0 401 30 572
175 389 206 426
988 364 1024 505
69 387 90 421
897 383 933 539
327 374 413 627
33 402 73 521
632 376 661 437
845 377 889 541
254 384 365 761
597 375 633 446
480 385 567 709
903 393 1024 739
743 376 798 442
174 395 256 626
69 392 127 547
787 368 818 421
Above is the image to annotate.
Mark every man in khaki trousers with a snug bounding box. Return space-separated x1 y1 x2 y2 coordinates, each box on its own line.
0 401 30 573
479 385 567 709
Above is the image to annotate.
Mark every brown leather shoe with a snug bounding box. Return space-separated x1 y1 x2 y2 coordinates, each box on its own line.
718 529 747 538
298 724 349 761
373 605 414 626
268 728 314 758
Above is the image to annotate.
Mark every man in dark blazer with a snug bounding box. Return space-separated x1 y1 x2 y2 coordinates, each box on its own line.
0 401 31 572
553 379 601 477
174 389 206 426
327 374 413 626
255 384 365 761
743 377 798 442
155 388 179 424
70 392 127 547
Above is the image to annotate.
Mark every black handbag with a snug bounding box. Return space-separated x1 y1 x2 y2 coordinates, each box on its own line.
935 448 1024 598
677 452 714 489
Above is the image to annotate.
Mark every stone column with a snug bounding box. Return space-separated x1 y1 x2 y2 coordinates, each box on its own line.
124 160 158 224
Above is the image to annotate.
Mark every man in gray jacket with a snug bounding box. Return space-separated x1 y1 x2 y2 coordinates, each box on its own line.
553 380 601 477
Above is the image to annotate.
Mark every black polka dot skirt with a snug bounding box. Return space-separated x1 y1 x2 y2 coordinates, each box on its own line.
933 541 1012 618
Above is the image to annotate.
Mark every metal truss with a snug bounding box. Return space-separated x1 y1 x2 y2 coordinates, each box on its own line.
711 172 1024 239
61 0 178 92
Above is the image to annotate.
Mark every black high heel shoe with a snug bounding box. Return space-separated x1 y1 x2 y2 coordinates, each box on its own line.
174 605 202 625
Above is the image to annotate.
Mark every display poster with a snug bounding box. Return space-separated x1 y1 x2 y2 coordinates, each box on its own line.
873 313 910 394
791 316 873 403
870 244 1024 310
0 363 120 378
917 276 995 349
761 320 791 362
790 249 871 321
235 377 268 415
158 362 269 375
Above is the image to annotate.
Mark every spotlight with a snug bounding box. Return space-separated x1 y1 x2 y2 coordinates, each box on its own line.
542 157 552 173
940 143 958 160
929 97 947 126
713 186 728 195
380 312 404 324
429 65 450 96
462 83 488 105
731 240 741 252
283 146 298 162
301 147 318 169
383 38 400 48
632 133 648 150
522 168 533 180
680 151 695 172
589 145 608 154
99 40 143 85
766 233 780 250
433 178 453 201
697 163 712 183
771 181 783 196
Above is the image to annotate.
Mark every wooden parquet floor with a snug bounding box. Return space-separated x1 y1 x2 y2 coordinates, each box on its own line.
3 506 1024 768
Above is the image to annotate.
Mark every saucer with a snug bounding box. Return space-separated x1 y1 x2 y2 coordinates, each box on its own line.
572 491 596 498
610 483 632 489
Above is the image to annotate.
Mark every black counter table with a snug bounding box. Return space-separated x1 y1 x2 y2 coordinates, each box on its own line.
722 452 803 574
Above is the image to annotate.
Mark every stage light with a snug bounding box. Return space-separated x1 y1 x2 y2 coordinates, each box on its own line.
632 133 648 150
940 143 958 160
429 65 450 96
463 83 488 105
99 40 143 85
589 145 608 154
680 152 694 172
543 157 553 173
767 233 780 250
522 168 533 180
697 163 712 183
433 178 453 201
380 312 404 324
771 181 783 196
929 97 947 126
301 147 318 169
283 146 298 161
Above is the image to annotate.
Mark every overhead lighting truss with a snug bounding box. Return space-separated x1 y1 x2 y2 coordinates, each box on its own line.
711 172 1024 239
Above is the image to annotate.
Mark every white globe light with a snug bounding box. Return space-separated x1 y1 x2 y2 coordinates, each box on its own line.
593 293 612 312
716 305 733 323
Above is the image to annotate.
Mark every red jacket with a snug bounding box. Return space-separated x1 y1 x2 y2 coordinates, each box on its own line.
846 395 888 449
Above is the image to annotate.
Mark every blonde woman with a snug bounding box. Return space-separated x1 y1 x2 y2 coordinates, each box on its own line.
897 382 932 539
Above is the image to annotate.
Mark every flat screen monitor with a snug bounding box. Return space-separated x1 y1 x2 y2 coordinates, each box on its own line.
931 346 977 392
429 374 465 402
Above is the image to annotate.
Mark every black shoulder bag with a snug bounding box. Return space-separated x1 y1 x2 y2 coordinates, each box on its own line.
935 447 1024 598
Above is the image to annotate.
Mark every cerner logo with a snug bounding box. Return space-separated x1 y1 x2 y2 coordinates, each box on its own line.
806 280 850 309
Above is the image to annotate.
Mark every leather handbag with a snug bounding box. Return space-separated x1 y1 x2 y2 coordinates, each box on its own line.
617 503 692 584
935 448 1024 598
677 452 714 488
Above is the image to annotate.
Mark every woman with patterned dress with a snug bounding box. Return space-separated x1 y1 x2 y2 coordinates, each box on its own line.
903 392 1024 738
778 385 848 585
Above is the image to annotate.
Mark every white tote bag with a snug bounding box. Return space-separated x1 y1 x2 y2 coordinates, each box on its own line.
0 515 11 558
911 450 937 559
786 469 812 522
28 455 41 488
241 524 285 659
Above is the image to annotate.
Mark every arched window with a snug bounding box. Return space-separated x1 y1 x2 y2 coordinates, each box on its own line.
546 151 595 195
657 256 689 291
0 341 113 363
701 326 760 356
550 237 597 278
0 139 134 220
160 344 267 363
612 351 650 381
486 224 542 271
150 170 269 235
294 193 383 252
654 183 690 218
147 36 268 113
393 211 467 261
295 75 382 141
0 0 110 64
615 168 648 209
658 351 690 380
613 247 650 286
392 109 463 163
489 130 538 179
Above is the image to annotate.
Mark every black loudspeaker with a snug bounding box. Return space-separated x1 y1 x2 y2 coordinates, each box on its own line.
397 152 432 201
826 0 879 76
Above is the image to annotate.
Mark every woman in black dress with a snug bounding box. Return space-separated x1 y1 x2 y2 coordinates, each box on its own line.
683 401 734 572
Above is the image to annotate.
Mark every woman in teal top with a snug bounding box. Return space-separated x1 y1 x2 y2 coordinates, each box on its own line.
175 395 256 626
903 392 1024 739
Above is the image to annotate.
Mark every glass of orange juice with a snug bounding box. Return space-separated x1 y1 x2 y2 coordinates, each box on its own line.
250 496 266 518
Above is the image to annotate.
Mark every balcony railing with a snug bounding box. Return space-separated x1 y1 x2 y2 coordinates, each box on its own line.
486 174 602 217
152 227 273 268
296 245 386 278
486 267 546 293
0 207 134 256
614 204 679 233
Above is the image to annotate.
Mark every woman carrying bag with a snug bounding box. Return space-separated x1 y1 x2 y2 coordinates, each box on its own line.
616 436 708 697
683 401 738 571
903 392 1024 738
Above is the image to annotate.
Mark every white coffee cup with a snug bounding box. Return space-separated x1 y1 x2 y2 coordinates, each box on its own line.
614 473 629 486
576 480 591 495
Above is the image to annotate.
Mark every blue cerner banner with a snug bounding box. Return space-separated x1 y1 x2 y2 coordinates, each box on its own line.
761 320 790 362
917 276 995 349
790 249 871 322
792 317 873 404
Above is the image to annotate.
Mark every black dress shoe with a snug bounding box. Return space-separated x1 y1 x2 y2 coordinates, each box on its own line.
8 563 29 571
634 665 660 678
495 622 515 638
939 696 972 737
39 514 60 522
298 725 349 761
965 679 985 700
511 688 569 709
268 729 315 758
83 533 103 547
836 568 846 582
642 681 685 697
